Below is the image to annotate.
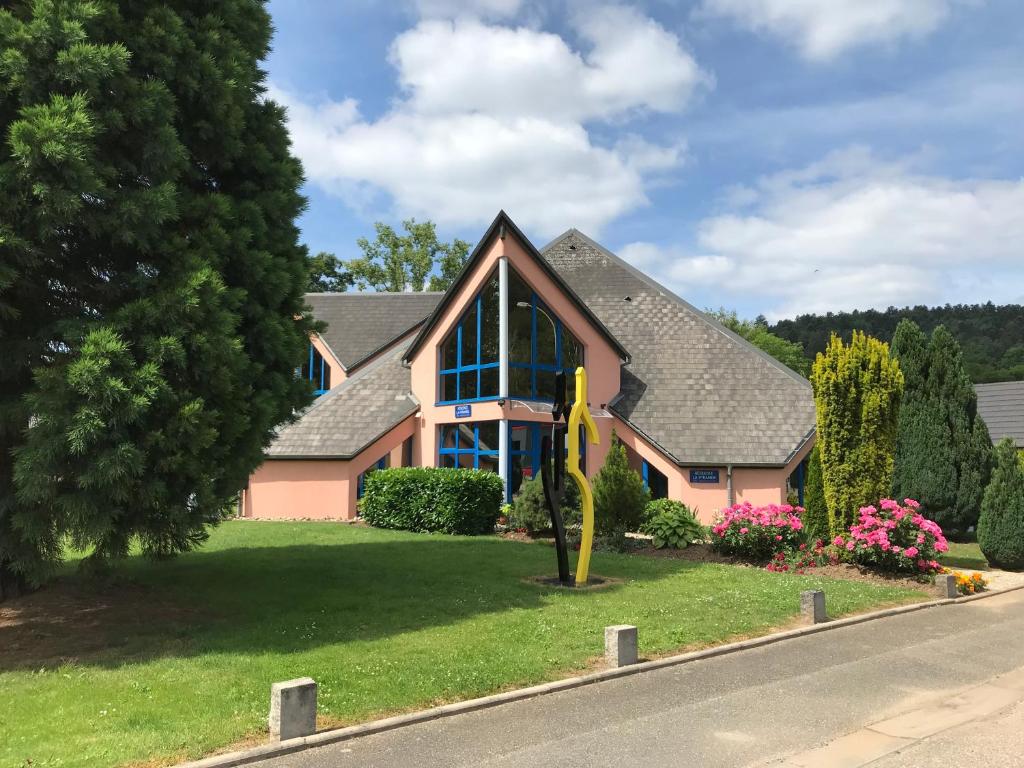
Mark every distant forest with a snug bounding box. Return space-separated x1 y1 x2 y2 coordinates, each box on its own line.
770 303 1024 383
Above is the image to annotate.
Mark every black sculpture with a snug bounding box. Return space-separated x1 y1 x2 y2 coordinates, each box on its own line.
539 371 571 585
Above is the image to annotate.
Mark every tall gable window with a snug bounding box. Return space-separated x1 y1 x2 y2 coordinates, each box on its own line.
301 342 331 395
439 272 500 403
508 267 583 402
436 266 585 405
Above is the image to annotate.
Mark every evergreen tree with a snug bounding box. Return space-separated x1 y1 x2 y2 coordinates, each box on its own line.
977 439 1024 571
802 446 829 543
810 332 903 535
891 321 991 536
592 435 649 537
0 1 312 592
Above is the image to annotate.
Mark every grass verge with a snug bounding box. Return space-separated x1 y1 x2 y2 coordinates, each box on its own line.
1 521 928 767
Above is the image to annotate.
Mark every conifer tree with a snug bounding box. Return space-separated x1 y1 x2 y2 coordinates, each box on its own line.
592 435 649 537
977 439 1024 571
802 446 829 543
810 332 903 535
891 321 991 536
0 1 312 593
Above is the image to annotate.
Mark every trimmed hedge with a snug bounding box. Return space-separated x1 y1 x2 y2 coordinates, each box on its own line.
361 467 504 535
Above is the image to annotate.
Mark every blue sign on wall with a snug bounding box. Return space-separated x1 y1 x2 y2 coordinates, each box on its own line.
454 404 472 419
689 469 720 484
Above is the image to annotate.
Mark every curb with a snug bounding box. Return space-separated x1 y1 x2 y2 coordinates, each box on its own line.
177 583 1024 768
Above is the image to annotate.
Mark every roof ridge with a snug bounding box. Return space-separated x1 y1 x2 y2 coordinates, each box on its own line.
541 228 811 391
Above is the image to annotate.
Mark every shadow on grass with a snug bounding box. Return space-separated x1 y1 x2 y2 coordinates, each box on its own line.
0 533 684 672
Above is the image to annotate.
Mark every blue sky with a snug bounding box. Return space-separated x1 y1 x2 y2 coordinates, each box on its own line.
265 0 1024 319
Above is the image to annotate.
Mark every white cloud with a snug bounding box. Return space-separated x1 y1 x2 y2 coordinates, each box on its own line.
699 0 963 60
273 6 708 237
619 147 1024 318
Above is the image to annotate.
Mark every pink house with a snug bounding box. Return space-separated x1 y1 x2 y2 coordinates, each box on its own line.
242 212 816 523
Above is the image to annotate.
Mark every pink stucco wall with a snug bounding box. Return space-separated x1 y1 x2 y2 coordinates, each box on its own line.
244 416 416 520
613 417 814 523
310 333 345 388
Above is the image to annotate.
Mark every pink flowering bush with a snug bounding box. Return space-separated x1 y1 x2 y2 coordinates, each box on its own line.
832 498 948 575
711 502 805 561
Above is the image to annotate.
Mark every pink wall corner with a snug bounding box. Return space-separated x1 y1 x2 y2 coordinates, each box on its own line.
340 416 417 516
243 460 353 520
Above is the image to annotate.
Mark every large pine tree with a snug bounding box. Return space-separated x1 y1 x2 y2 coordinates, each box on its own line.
891 320 991 537
0 1 313 595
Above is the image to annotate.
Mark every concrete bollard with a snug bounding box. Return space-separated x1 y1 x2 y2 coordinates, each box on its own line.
800 589 827 624
940 573 958 599
269 677 317 741
605 625 638 667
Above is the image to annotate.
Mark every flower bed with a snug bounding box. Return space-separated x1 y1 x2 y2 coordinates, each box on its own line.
833 499 948 576
711 502 804 561
948 569 988 595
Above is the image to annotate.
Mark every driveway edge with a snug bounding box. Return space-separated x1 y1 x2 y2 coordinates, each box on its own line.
177 583 1024 768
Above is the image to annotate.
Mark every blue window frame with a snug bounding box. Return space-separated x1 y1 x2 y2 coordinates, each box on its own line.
507 421 586 500
642 459 668 500
356 456 388 500
300 342 331 395
508 268 583 403
438 272 500 404
438 422 500 473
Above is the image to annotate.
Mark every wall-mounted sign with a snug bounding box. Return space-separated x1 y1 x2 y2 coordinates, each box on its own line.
689 469 720 484
454 404 472 419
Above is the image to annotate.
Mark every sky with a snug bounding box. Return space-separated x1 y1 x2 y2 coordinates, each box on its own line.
265 0 1024 320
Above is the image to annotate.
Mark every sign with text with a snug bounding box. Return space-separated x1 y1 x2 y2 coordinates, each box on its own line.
689 469 720 484
454 404 472 419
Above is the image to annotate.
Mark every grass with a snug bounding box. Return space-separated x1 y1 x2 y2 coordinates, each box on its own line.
938 541 989 571
1 522 928 768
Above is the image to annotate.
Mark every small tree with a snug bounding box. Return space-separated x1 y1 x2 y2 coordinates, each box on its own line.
707 309 808 376
592 435 649 537
811 332 903 535
977 439 1024 570
803 446 829 543
345 219 470 292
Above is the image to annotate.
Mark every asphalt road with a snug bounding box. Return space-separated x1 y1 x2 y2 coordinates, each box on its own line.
258 589 1024 767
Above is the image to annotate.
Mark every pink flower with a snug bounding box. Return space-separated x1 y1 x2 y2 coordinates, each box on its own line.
833 536 844 547
740 527 749 534
904 546 919 559
846 541 855 551
775 535 783 541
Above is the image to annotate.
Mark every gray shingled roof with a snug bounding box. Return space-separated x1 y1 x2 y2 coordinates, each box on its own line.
976 381 1024 448
305 292 442 371
267 341 417 458
540 230 816 466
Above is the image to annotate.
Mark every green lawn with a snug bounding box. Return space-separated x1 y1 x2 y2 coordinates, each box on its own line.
938 541 989 571
1 522 928 767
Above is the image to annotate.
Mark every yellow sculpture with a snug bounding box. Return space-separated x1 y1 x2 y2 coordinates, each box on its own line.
567 366 600 586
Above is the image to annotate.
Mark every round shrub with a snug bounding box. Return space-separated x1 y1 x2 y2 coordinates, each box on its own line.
711 502 805 561
977 438 1024 570
361 467 503 535
832 498 947 575
509 476 581 535
641 499 705 549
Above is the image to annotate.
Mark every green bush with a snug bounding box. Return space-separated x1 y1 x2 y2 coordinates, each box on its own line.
361 468 503 535
977 439 1024 570
803 446 829 543
509 476 581 534
593 436 650 536
641 499 705 549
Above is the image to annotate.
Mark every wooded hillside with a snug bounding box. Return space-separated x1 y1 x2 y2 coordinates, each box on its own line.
771 304 1024 383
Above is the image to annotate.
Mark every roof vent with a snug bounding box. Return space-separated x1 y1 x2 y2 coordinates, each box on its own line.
623 296 632 302
568 243 577 250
